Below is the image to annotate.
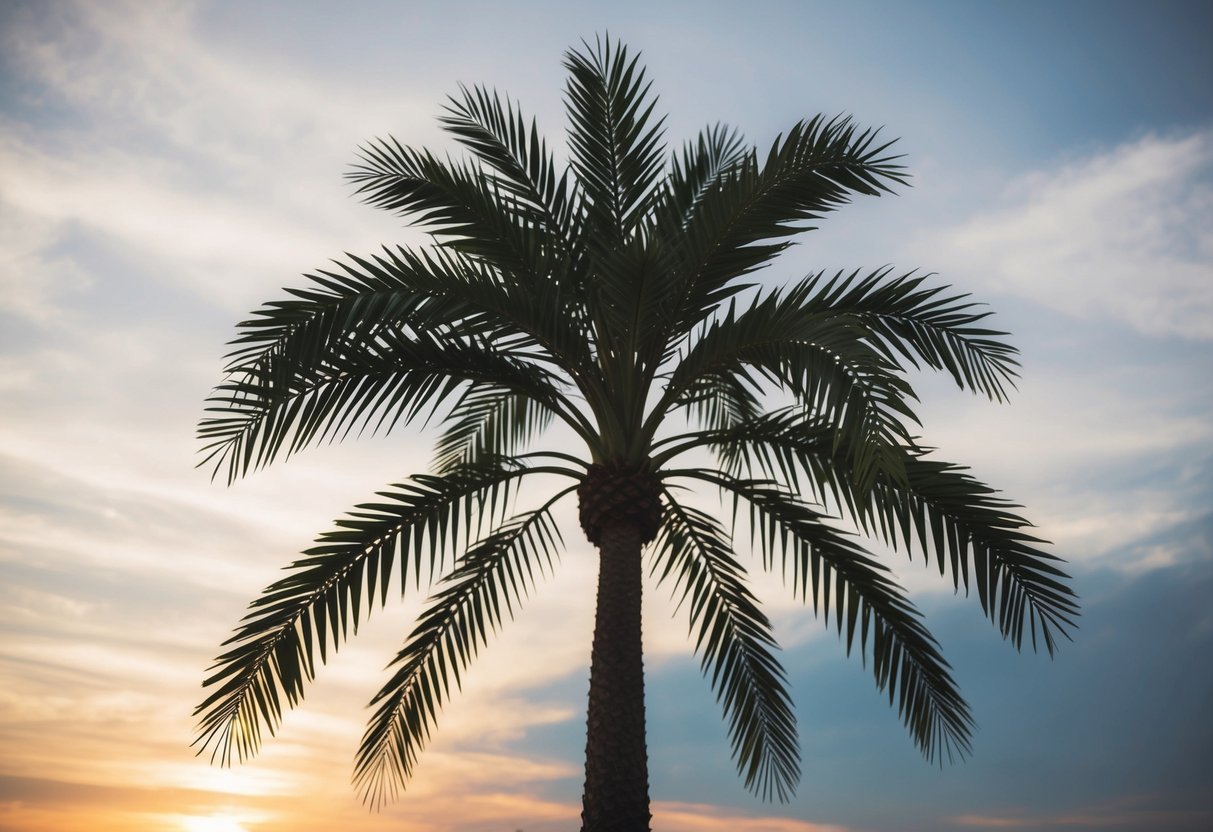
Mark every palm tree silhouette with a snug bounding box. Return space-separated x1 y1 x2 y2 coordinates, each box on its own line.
193 37 1078 832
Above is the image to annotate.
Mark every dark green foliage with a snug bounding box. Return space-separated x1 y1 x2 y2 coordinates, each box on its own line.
194 36 1077 812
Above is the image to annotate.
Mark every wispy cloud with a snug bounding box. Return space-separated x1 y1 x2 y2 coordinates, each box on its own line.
1 0 431 324
950 793 1213 830
909 361 1213 571
893 130 1213 574
653 802 850 832
918 129 1213 340
2 0 436 169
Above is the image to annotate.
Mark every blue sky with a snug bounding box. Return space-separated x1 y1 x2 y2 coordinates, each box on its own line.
1 2 1211 831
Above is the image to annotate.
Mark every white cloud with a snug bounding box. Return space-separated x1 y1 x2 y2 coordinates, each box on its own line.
3 1 437 171
0 202 95 325
1 1 431 322
909 356 1213 570
918 129 1213 340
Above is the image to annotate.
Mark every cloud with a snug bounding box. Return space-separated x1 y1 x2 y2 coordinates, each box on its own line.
0 1 431 324
1 6 1210 832
918 129 1213 340
908 359 1213 572
949 794 1213 831
0 201 95 327
2 1 436 169
652 802 849 832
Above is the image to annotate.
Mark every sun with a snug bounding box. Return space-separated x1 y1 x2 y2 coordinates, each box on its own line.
180 815 249 832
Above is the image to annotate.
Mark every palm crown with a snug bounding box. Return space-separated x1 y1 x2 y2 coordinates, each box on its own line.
194 38 1078 830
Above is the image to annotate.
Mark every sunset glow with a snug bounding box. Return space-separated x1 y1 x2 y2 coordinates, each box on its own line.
2 2 1210 831
179 816 252 832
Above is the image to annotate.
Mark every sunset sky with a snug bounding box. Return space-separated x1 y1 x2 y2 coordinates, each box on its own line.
2 1 1211 831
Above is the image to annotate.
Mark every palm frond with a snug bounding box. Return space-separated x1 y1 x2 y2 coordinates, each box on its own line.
199 322 564 484
659 407 848 512
597 123 749 368
859 456 1079 654
346 138 560 280
662 123 748 229
706 415 1078 655
670 116 905 334
799 268 1020 402
651 496 799 801
432 383 556 472
198 245 580 483
582 231 687 412
662 285 918 491
439 84 577 257
218 250 465 372
699 413 1078 654
384 244 596 386
680 471 974 763
672 365 766 437
563 36 667 242
354 502 566 807
192 461 533 765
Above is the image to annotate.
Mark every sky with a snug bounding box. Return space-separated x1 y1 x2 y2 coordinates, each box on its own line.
1 1 1211 831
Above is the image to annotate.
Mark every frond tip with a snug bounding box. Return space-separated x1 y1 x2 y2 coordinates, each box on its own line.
354 506 565 807
191 462 532 766
680 470 976 763
652 495 801 800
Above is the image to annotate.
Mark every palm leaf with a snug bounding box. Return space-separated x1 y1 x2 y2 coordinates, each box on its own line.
859 456 1079 654
661 123 748 229
432 383 556 473
668 115 906 335
707 415 1078 655
200 322 564 484
219 253 462 371
706 407 859 517
671 365 766 437
683 471 974 763
662 285 918 491
347 138 560 281
563 36 667 243
799 268 1020 402
651 496 799 801
590 228 680 364
355 502 566 807
192 461 532 765
439 84 577 257
198 246 575 482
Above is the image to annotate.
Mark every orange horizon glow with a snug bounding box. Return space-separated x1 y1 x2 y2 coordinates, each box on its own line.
5 3 1213 832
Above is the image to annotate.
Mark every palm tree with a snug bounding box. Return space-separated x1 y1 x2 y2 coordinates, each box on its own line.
193 37 1078 832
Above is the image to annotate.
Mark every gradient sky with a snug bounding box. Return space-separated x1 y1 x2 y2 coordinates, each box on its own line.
2 2 1211 831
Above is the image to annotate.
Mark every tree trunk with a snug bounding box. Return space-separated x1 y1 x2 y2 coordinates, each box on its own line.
580 521 651 832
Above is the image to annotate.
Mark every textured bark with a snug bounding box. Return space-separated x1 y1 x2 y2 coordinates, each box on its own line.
580 521 651 832
578 461 663 546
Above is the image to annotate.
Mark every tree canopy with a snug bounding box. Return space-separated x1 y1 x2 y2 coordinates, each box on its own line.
193 37 1078 827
